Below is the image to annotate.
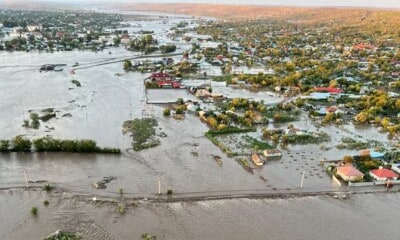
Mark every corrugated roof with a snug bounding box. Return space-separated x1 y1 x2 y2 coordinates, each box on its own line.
370 169 398 178
337 166 364 177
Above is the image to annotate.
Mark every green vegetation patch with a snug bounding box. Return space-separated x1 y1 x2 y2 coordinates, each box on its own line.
123 118 161 151
205 127 267 157
212 75 233 82
241 135 274 151
0 140 9 152
335 137 383 150
33 137 120 153
30 112 40 129
30 207 38 215
12 136 32 152
206 126 256 137
44 231 81 240
141 233 156 240
71 80 81 87
281 132 331 145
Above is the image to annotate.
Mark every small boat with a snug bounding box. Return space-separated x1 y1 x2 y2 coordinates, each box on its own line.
54 67 63 72
252 153 264 166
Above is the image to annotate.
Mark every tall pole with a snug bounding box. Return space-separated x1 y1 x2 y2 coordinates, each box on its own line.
158 177 161 195
300 171 305 189
236 0 239 7
24 170 29 189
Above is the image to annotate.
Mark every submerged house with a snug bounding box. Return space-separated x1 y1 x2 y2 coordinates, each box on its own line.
144 72 182 89
336 165 364 182
149 72 173 82
369 167 398 182
263 149 282 158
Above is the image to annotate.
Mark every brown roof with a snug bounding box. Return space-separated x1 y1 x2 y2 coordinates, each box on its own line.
337 165 364 177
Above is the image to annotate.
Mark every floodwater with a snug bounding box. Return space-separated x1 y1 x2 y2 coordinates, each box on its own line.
0 12 397 239
1 189 400 240
0 14 292 198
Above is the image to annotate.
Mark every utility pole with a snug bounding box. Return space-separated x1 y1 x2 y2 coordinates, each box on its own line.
236 0 239 7
300 171 305 189
24 170 29 189
158 177 161 195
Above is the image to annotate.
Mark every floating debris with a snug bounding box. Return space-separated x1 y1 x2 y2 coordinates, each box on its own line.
93 176 117 189
213 155 223 166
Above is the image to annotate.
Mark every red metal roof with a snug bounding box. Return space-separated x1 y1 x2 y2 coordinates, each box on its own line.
151 72 172 78
353 43 375 50
370 168 398 178
314 87 342 93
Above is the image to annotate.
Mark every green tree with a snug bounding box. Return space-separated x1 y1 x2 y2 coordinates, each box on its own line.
0 140 9 152
12 136 32 152
123 59 132 71
285 62 296 72
163 108 171 116
113 37 121 46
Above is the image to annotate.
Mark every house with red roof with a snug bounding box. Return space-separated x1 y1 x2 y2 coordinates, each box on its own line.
369 167 398 181
145 72 183 89
149 72 173 82
336 165 364 182
313 87 342 94
352 43 375 51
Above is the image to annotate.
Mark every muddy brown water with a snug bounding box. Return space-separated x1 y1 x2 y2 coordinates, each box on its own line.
0 14 396 239
1 189 400 240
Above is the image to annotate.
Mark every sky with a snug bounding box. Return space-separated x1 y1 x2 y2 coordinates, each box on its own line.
99 0 400 8
3 0 400 8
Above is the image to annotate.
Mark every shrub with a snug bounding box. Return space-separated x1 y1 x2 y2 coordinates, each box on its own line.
167 189 173 195
175 106 185 114
159 44 177 53
43 184 53 192
123 59 132 71
12 136 32 152
31 207 38 215
30 113 40 129
141 233 156 240
163 108 171 116
23 120 29 127
43 200 49 206
118 206 126 214
71 80 81 87
0 140 9 152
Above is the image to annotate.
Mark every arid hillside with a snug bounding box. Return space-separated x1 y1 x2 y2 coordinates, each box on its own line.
115 3 400 36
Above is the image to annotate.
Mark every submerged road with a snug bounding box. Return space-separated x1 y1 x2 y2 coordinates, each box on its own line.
3 182 399 204
72 52 185 71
